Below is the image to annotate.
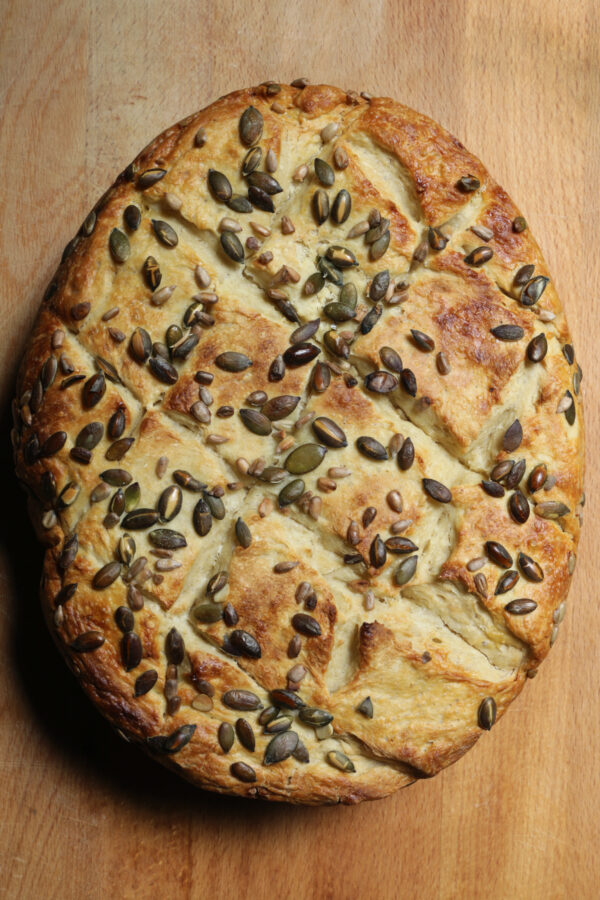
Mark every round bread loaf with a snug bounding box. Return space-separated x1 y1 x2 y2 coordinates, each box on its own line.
12 82 584 804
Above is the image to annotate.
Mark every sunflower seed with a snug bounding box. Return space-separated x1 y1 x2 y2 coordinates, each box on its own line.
495 570 519 594
239 106 263 145
217 722 235 754
467 557 486 572
356 436 387 460
534 500 570 519
521 276 549 307
92 561 121 590
491 324 524 341
331 189 351 224
478 696 496 730
473 572 488 596
327 750 355 772
321 122 339 143
471 224 493 241
394 555 418 586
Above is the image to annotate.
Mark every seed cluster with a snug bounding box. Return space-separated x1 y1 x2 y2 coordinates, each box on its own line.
12 81 583 801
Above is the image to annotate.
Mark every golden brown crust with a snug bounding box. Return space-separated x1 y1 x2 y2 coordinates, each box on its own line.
13 81 584 805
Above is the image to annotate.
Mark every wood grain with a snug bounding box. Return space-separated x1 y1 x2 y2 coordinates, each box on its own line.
0 1 598 897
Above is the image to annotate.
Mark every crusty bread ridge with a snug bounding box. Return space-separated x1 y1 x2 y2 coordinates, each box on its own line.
12 81 584 804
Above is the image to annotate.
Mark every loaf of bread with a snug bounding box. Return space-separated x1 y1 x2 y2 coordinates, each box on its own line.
12 81 584 804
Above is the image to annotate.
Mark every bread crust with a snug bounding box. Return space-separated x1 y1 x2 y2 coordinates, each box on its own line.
13 82 584 804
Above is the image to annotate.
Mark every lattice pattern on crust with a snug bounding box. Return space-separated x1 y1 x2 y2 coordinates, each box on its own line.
12 83 583 805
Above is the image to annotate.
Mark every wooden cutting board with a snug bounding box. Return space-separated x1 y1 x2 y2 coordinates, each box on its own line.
0 1 598 897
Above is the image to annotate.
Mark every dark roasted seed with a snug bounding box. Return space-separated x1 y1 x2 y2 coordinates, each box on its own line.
521 276 549 307
239 106 263 146
264 730 299 765
291 613 321 637
82 372 106 408
394 555 418 586
134 669 158 696
92 561 121 590
503 419 523 452
312 417 347 448
365 371 398 393
369 534 387 568
491 324 525 342
230 762 256 783
311 361 331 393
485 540 512 568
270 688 306 710
509 490 530 524
220 231 245 263
278 478 305 507
312 189 329 224
428 226 448 251
70 631 105 652
121 632 143 671
385 536 418 554
360 303 382 335
215 351 252 372
527 464 547 493
121 508 159 529
222 689 262 711
356 436 387 460
246 171 282 195
478 697 496 730
482 480 505 497
464 246 493 266
504 458 526 490
235 718 255 752
109 228 130 262
314 158 334 186
331 189 351 224
239 408 272 436
519 552 543 580
457 175 480 192
534 500 570 519
411 329 435 352
495 570 519 594
527 333 548 362
379 346 402 373
504 598 537 615
400 368 417 396
229 629 262 659
422 478 452 503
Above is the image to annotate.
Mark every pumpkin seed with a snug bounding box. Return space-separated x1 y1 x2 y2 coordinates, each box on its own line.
324 301 355 322
503 419 522 452
129 327 152 363
92 561 121 590
398 437 415 470
215 351 252 372
246 171 283 194
149 528 187 550
148 356 178 384
422 478 452 503
291 613 321 636
241 146 262 176
248 185 274 212
314 158 334 186
229 629 262 658
527 464 547 493
290 320 320 344
356 436 388 460
264 731 299 765
464 246 493 266
365 371 398 393
157 485 182 522
192 601 223 624
109 228 130 262
121 508 159 529
299 708 333 727
400 368 417 396
428 226 448 250
385 536 418 554
239 408 272 436
521 276 549 306
239 106 263 145
70 631 105 652
82 372 106 408
379 346 402 373
411 329 435 352
325 245 358 268
478 697 496 730
230 762 256 783
312 417 347 448
456 175 480 192
285 443 327 474
134 670 158 696
270 688 306 709
235 517 252 548
121 632 142 671
534 500 570 519
283 342 320 367
495 570 519 594
491 324 524 341
278 478 306 507
360 303 382 334
220 231 245 263
482 480 505 497
527 333 548 362
317 256 343 285
331 189 351 224
505 598 537 615
218 722 235 753
370 229 390 260
151 219 178 246
369 270 390 302
142 256 161 290
235 718 255 752
485 540 512 568
312 189 329 224
394 555 418 586
305 272 325 295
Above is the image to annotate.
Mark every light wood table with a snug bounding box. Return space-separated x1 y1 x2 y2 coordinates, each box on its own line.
0 1 598 897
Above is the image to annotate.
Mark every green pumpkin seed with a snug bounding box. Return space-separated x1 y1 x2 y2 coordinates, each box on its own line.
327 750 355 773
285 443 327 474
192 601 223 624
304 272 325 295
317 256 343 285
324 301 356 322
314 158 334 186
370 230 390 260
278 478 305 507
394 555 418 586
109 228 130 263
299 707 333 727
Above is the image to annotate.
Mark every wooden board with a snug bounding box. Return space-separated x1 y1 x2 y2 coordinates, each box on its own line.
0 1 598 897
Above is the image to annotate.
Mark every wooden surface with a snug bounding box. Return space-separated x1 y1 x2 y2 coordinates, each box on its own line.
0 1 598 897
